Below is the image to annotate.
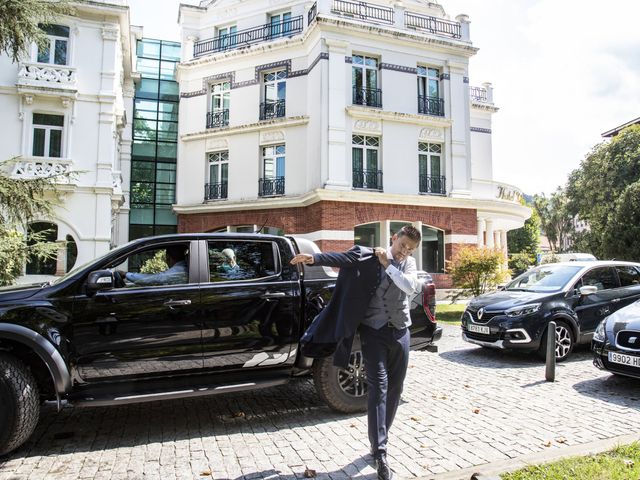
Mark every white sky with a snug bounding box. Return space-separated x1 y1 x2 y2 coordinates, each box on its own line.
129 0 640 195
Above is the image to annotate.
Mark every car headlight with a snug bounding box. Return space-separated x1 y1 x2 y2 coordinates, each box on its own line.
505 303 541 318
593 320 606 342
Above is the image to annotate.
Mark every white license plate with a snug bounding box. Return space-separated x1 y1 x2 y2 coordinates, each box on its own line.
468 324 490 335
608 351 640 368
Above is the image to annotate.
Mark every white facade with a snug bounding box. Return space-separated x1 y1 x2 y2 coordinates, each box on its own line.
0 0 137 275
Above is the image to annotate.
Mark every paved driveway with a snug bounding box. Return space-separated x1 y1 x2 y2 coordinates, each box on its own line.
2 324 640 480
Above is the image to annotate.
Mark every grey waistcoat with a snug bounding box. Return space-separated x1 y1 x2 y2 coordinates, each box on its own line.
361 261 412 330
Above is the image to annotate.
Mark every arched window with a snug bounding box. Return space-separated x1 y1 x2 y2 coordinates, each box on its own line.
354 222 380 247
26 222 58 275
66 234 78 272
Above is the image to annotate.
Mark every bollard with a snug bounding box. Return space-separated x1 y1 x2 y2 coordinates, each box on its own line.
545 321 556 382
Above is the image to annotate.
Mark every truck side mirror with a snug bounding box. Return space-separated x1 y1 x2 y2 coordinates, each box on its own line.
579 285 598 296
86 270 114 295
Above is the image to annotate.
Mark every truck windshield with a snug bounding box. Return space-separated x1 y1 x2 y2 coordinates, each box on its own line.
505 265 582 293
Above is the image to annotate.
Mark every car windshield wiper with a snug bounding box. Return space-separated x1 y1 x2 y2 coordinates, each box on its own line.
506 288 530 291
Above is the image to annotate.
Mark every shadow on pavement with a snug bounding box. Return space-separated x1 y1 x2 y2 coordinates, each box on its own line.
573 374 640 410
3 377 362 462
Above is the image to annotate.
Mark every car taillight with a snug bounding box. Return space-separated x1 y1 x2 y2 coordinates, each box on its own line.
422 283 436 323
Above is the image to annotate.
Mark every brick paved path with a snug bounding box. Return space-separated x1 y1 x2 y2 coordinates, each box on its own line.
2 324 639 479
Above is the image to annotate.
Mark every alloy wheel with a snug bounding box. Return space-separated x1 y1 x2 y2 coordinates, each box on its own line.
555 325 572 359
337 350 367 397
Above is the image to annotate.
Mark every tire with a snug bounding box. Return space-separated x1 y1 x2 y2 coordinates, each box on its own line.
0 353 40 456
313 345 368 414
537 320 574 362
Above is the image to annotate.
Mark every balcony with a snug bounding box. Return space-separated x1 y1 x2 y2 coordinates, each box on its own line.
353 87 382 108
205 182 228 200
11 157 74 184
405 12 461 38
259 176 285 197
331 0 393 24
418 95 445 116
469 86 487 103
259 100 286 120
206 110 229 129
194 16 303 57
308 2 318 25
17 62 77 96
353 169 383 191
419 174 446 195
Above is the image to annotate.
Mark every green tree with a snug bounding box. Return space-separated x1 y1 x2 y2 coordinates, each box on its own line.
0 159 72 286
0 0 75 63
533 189 574 253
566 125 640 260
448 247 508 299
507 207 540 256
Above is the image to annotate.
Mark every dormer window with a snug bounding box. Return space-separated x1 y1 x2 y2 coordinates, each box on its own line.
36 24 70 65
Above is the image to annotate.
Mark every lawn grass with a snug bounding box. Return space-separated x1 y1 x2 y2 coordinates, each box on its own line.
436 303 465 325
502 442 640 480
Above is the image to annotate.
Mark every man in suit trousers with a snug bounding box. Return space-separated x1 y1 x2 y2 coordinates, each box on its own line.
290 225 422 480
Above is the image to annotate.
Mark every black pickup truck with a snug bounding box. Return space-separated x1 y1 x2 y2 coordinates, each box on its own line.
0 233 441 455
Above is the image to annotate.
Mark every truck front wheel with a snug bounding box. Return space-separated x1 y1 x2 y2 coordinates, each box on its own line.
0 353 40 456
313 347 368 413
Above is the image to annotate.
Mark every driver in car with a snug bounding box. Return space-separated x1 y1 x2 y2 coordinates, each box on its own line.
121 246 188 286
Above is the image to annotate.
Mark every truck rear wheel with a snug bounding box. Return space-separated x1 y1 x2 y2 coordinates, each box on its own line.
0 353 40 456
313 346 368 414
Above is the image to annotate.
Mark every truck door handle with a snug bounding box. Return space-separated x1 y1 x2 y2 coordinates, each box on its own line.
163 299 192 308
260 292 286 300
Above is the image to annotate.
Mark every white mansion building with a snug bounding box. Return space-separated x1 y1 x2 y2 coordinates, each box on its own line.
0 0 135 275
175 0 529 284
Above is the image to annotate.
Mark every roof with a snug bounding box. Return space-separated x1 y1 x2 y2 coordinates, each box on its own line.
601 117 640 137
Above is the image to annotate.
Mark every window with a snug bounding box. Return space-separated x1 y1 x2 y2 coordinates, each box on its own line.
218 25 237 49
417 66 443 115
32 113 64 158
260 145 285 196
418 143 444 194
208 82 230 128
110 244 190 287
269 12 292 37
422 225 444 273
580 267 620 291
352 55 380 107
207 241 278 282
206 151 229 200
26 222 58 275
352 135 381 190
616 266 640 287
36 24 69 65
261 70 286 120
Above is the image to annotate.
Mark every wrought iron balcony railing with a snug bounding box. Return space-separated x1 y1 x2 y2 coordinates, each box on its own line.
259 100 286 120
206 109 229 129
419 174 446 195
353 86 382 108
405 12 462 38
353 169 383 191
418 95 445 116
308 2 318 25
194 16 303 57
332 0 393 24
259 176 285 196
469 86 488 103
205 182 228 200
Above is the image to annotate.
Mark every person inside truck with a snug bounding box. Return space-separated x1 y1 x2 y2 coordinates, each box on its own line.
122 245 188 286
220 248 239 273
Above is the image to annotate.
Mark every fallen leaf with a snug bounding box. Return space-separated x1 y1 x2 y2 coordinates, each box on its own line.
410 415 422 421
408 364 415 368
420 443 429 449
463 384 471 388
472 408 480 414
555 437 567 444
350 423 357 428
200 470 212 477
231 411 245 418
542 440 552 447
304 467 317 478
439 395 448 400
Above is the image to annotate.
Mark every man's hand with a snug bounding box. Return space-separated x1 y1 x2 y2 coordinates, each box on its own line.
290 254 314 265
374 247 390 269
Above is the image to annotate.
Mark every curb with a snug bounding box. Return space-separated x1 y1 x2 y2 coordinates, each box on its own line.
417 433 640 480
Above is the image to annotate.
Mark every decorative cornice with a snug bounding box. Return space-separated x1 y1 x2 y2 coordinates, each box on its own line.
346 105 451 128
182 116 309 141
470 127 492 134
290 52 329 77
380 63 417 74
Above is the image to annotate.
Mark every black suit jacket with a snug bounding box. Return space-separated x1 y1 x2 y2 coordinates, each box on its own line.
300 245 380 368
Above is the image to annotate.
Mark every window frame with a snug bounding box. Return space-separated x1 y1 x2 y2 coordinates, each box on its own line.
217 24 237 49
262 144 285 179
205 239 282 284
417 65 440 99
32 113 64 158
207 151 229 185
33 24 70 66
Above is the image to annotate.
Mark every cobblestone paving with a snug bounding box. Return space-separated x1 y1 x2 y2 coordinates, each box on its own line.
1 325 640 480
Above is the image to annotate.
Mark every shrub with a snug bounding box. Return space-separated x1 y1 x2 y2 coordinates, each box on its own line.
508 252 535 277
448 247 508 299
139 251 168 274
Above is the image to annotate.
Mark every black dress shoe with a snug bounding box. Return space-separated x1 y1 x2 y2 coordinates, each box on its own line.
374 452 393 480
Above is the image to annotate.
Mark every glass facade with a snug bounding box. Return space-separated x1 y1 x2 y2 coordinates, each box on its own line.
130 39 180 240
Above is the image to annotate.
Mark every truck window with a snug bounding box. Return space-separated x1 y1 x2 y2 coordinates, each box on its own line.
207 241 277 282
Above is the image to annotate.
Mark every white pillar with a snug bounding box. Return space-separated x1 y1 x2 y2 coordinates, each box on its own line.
412 220 423 270
381 220 391 249
394 2 406 29
455 14 470 42
494 230 501 249
477 217 485 247
500 230 508 254
485 219 494 248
